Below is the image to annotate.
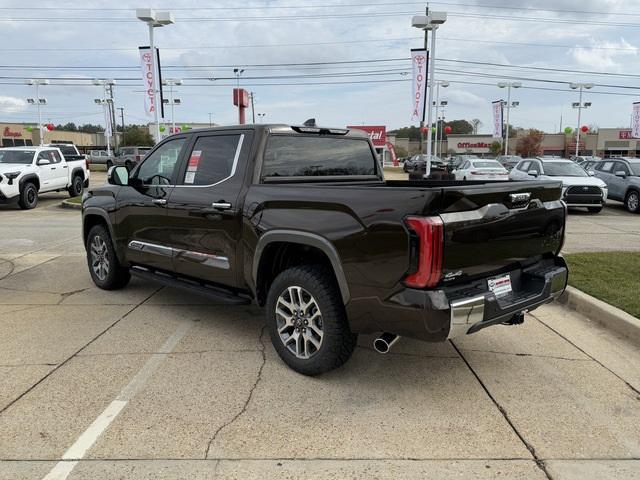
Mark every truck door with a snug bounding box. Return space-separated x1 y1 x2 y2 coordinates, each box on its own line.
115 136 188 271
165 130 253 288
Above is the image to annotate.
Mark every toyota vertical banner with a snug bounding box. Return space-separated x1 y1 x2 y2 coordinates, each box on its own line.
139 46 157 118
632 102 640 138
411 49 429 123
492 100 504 139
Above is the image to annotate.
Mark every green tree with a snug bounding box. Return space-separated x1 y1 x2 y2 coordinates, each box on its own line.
516 129 544 157
123 126 154 146
489 141 502 156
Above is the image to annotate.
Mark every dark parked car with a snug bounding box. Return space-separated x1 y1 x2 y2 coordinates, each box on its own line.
496 155 522 171
82 124 568 375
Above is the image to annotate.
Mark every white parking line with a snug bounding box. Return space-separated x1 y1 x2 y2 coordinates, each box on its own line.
41 321 193 480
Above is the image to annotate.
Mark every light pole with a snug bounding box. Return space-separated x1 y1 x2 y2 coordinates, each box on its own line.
432 80 449 157
437 100 448 157
570 82 593 157
234 68 245 124
412 11 447 159
162 78 182 134
94 98 114 155
25 79 49 146
117 107 125 147
497 81 522 155
136 8 174 143
208 113 213 127
92 79 116 155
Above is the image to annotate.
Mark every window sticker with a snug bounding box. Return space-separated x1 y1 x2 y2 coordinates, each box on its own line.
188 150 202 171
184 171 196 184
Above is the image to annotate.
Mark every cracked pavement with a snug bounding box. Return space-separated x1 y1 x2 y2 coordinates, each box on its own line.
1 178 640 479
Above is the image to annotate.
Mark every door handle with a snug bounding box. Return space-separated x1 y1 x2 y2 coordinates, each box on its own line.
152 198 167 206
211 202 232 210
51 167 56 170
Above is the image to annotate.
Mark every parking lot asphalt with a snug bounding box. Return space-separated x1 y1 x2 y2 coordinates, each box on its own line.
1 173 640 479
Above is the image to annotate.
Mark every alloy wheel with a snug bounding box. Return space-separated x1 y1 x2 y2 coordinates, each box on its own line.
90 235 110 281
628 192 639 212
275 286 324 359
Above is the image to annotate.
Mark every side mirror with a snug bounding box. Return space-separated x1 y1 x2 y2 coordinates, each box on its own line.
615 170 627 178
527 170 539 177
37 158 51 166
108 166 129 186
587 170 595 176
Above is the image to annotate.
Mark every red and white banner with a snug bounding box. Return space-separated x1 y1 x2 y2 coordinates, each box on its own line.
346 125 386 146
492 100 503 139
139 47 158 118
632 102 640 138
411 49 428 123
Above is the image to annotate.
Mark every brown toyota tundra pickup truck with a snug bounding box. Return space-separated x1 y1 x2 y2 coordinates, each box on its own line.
82 124 568 375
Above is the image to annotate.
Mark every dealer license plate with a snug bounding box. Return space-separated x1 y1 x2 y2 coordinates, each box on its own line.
488 274 512 297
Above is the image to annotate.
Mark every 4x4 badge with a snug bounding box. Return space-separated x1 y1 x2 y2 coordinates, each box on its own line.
509 192 531 203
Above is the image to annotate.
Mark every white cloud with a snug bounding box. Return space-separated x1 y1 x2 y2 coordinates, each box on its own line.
0 96 27 113
570 38 638 72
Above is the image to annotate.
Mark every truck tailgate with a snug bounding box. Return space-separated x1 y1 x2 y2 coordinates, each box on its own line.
438 180 565 284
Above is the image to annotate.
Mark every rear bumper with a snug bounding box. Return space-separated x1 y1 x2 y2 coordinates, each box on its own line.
346 256 568 342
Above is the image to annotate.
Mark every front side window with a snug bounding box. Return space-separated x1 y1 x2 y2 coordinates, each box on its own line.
518 161 531 172
50 151 62 163
262 136 376 178
182 135 241 185
135 138 186 185
614 162 630 175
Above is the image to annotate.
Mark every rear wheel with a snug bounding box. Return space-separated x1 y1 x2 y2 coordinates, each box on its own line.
266 265 357 376
18 182 38 210
68 175 83 197
86 224 130 290
625 190 640 213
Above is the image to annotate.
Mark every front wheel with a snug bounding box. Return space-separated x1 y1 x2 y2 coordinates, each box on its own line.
18 182 38 210
68 175 83 197
266 265 358 376
625 190 640 213
86 224 130 290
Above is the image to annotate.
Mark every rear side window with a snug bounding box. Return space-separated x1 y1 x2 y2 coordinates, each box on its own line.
598 161 614 172
183 134 242 185
58 145 77 156
262 136 376 178
518 161 531 171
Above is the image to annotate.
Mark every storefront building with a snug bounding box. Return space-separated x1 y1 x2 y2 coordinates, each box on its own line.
446 134 496 157
596 128 639 158
0 122 107 151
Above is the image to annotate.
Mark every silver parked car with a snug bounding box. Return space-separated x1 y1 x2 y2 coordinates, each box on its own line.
115 146 152 170
593 157 640 213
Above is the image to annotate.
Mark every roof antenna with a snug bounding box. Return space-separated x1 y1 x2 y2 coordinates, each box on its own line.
303 118 316 127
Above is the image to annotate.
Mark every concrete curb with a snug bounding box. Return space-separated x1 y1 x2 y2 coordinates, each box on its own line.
558 286 640 343
59 200 82 210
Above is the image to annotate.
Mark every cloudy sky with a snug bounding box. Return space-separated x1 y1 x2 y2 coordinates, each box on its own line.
0 0 638 133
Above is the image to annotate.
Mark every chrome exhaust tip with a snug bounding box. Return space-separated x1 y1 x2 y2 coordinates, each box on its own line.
373 333 400 354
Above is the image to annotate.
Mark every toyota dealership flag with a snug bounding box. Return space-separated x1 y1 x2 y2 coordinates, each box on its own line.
492 100 504 139
411 49 429 123
139 46 158 118
632 102 640 138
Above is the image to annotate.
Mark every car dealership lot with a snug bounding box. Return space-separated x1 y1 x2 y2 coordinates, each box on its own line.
1 177 640 479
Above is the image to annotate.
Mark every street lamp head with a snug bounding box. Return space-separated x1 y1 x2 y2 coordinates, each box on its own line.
38 99 47 105
441 80 450 88
512 81 522 88
26 79 35 85
26 98 35 104
106 79 116 85
155 11 174 26
512 101 519 107
441 100 448 106
584 102 592 107
572 102 580 108
92 79 102 86
41 80 50 85
411 15 430 29
429 11 447 24
173 98 182 105
94 98 102 104
584 83 594 89
497 82 507 88
136 8 156 23
570 83 579 90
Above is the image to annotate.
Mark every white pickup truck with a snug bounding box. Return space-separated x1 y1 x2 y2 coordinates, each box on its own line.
0 146 90 209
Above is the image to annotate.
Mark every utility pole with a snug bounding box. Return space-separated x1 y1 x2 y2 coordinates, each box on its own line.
118 107 125 146
208 113 213 127
250 92 255 124
107 84 117 150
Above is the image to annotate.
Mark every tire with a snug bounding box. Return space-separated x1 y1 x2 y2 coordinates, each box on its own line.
18 182 38 210
266 265 358 376
588 207 603 214
67 175 83 198
625 190 640 213
463 176 467 181
86 224 130 290
106 160 113 169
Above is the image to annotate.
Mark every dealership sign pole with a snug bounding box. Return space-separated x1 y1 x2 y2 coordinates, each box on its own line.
632 102 640 138
411 48 428 150
492 100 503 140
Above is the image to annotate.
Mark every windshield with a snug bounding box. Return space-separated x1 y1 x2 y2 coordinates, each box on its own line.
543 162 588 177
472 161 503 169
0 150 34 164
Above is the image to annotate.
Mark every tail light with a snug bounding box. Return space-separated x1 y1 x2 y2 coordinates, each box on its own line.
403 216 444 288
